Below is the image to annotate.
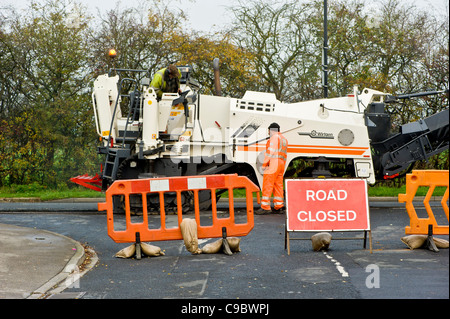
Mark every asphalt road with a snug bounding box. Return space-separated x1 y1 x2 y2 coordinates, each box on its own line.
0 199 448 308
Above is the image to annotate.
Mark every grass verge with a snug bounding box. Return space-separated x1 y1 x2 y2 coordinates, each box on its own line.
0 184 446 201
0 185 104 201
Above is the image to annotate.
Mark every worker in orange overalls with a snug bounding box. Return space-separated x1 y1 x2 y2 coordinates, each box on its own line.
256 122 288 215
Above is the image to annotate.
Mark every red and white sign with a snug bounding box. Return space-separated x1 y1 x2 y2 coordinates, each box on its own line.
285 179 370 232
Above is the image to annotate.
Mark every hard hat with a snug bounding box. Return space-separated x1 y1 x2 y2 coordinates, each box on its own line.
268 122 280 131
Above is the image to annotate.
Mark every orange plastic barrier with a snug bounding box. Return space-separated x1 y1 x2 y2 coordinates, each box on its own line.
98 174 260 243
398 170 449 235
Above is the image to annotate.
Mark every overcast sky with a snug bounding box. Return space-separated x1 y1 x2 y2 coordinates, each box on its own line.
1 0 448 33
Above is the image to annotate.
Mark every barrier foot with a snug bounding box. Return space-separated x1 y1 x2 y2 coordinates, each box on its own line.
425 225 439 253
221 227 233 256
135 232 142 260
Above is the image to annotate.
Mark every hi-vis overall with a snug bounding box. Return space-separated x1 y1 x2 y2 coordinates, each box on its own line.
261 132 288 210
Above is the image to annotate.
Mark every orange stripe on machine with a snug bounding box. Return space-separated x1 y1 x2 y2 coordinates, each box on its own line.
238 144 369 156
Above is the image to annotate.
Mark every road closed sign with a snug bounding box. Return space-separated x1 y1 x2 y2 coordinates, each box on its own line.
285 179 370 232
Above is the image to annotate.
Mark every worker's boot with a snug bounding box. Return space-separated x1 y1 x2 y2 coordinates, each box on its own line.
272 206 285 214
255 208 272 215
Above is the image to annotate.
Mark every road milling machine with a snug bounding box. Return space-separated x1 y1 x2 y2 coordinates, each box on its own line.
71 62 449 211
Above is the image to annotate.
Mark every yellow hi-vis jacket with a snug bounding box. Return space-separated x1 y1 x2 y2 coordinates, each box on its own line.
150 67 182 99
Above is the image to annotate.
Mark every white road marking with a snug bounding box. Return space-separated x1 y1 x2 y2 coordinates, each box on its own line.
323 251 349 278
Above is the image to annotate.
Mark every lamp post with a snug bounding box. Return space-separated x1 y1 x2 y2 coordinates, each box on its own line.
323 0 328 98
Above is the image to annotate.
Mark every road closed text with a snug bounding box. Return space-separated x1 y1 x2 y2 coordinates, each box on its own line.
297 210 356 222
306 189 348 201
298 189 356 222
286 179 370 232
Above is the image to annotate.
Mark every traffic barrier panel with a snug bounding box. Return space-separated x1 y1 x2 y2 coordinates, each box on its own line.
98 174 260 243
398 170 449 235
285 178 372 254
